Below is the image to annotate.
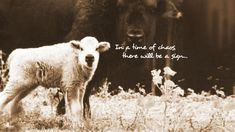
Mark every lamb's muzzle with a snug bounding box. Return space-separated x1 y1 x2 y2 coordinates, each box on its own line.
85 54 95 67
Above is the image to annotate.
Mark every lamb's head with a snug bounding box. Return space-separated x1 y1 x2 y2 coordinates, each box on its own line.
71 36 110 71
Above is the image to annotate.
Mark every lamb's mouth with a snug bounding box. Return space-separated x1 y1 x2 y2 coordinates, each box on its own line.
83 62 93 70
87 62 93 67
83 65 93 71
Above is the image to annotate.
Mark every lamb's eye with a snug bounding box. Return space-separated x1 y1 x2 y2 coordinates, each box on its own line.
96 48 99 51
78 47 83 51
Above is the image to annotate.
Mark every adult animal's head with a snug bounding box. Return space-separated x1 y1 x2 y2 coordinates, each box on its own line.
115 0 182 46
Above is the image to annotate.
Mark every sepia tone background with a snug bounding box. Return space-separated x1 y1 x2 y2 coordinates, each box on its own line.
175 0 235 95
0 0 235 94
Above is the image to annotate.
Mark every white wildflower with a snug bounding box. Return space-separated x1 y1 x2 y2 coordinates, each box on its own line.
151 69 161 76
173 87 184 96
216 90 225 98
151 69 163 85
187 88 196 95
153 76 163 85
163 66 177 76
201 91 210 96
139 87 146 95
164 80 177 88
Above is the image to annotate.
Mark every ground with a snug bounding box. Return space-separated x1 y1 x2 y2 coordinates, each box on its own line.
0 86 234 132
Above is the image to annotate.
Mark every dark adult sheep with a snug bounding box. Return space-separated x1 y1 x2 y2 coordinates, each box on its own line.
0 36 110 122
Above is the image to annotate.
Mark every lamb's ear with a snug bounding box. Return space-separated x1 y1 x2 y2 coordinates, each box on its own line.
70 40 81 49
97 42 110 53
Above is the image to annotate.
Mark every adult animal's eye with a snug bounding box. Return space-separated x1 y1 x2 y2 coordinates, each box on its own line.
118 6 125 13
117 3 127 14
146 6 158 14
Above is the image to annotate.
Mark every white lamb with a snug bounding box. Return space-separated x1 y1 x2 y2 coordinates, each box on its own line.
0 36 110 122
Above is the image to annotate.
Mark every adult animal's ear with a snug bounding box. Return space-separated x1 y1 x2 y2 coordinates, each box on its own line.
146 0 158 8
117 0 124 6
70 40 81 49
97 42 110 53
162 0 182 19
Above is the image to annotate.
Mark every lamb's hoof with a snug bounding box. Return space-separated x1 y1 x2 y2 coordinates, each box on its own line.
0 122 19 132
0 111 7 117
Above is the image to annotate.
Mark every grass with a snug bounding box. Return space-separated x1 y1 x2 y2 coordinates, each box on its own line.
0 86 234 132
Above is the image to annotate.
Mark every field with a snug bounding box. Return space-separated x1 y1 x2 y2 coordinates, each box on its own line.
0 85 234 132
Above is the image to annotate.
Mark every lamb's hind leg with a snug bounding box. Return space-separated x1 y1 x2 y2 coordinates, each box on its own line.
0 81 20 114
0 80 33 116
9 85 36 117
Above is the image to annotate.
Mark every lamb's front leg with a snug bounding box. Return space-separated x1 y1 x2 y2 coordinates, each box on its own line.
65 85 85 124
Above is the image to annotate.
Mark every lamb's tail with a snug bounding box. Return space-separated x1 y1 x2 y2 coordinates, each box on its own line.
0 50 9 91
6 49 19 66
0 49 22 91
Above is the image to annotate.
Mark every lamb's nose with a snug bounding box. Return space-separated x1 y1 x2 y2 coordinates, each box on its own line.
85 54 94 63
